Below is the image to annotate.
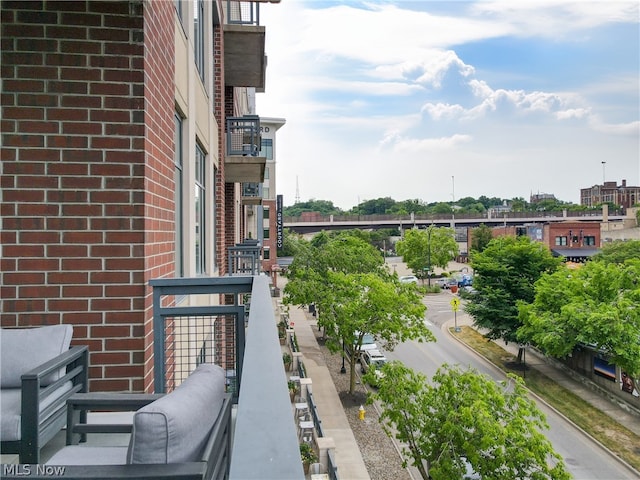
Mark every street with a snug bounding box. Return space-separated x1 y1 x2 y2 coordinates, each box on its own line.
381 291 638 480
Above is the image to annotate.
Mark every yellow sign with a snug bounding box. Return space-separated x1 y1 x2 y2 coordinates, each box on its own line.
450 298 460 312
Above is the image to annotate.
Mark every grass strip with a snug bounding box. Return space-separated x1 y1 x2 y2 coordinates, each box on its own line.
452 326 640 472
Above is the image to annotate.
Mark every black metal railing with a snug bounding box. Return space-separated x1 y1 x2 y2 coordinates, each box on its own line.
226 115 261 156
226 0 260 25
150 275 304 479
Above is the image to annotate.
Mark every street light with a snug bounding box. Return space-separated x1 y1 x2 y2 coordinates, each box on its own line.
427 225 432 287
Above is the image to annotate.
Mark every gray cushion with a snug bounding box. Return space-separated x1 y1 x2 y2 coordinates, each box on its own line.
1 325 73 388
0 383 73 441
47 446 128 465
127 363 225 464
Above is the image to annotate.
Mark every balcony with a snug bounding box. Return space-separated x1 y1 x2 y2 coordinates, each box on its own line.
225 115 266 183
224 1 266 90
242 182 262 205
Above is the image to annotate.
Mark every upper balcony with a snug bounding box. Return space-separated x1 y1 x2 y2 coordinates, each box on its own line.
241 182 262 205
223 1 267 91
225 115 266 183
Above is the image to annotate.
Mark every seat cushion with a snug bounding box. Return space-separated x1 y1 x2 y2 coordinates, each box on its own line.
0 383 73 441
127 363 225 464
47 446 128 465
1 325 73 388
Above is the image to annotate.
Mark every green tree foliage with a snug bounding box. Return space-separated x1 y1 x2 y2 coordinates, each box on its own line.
518 260 640 376
470 224 494 254
465 236 562 356
325 271 434 393
283 199 344 217
279 228 306 257
283 231 433 394
593 239 640 265
396 226 459 279
368 363 570 480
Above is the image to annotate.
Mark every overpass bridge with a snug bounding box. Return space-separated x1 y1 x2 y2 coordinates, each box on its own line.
284 210 624 234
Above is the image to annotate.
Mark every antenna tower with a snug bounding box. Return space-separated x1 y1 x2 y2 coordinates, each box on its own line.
295 176 300 204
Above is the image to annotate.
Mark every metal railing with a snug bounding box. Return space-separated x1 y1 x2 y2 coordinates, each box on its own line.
226 115 261 156
150 275 304 479
226 0 260 25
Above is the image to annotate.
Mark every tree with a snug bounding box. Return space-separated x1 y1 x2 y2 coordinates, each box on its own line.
325 271 434 394
518 260 640 376
284 232 434 394
593 239 640 265
279 228 306 257
368 362 570 480
465 236 562 362
396 226 458 282
470 224 494 253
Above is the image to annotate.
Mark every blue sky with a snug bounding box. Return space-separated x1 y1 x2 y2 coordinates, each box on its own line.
256 1 639 210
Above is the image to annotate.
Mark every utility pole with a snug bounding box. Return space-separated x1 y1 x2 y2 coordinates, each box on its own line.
601 161 606 184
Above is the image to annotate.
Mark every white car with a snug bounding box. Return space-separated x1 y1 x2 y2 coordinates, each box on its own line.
399 275 419 284
347 332 378 361
360 349 387 386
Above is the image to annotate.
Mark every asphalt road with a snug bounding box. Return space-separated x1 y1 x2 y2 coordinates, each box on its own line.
382 292 637 480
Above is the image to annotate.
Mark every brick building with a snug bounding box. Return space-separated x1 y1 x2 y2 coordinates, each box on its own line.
581 179 640 210
1 1 280 392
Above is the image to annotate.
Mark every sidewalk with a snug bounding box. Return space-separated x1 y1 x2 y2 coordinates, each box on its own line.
286 302 371 480
452 311 640 438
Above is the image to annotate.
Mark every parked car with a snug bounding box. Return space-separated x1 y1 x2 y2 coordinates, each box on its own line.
360 349 387 386
435 278 449 289
399 275 419 284
457 274 473 288
347 331 378 362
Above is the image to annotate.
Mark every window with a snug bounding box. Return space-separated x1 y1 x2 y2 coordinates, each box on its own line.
194 0 205 81
174 113 184 277
263 186 270 198
195 144 206 274
555 236 567 246
260 138 273 160
263 228 270 239
263 248 270 260
584 236 596 246
264 166 269 180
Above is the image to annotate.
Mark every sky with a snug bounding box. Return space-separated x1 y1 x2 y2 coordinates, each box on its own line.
255 1 640 211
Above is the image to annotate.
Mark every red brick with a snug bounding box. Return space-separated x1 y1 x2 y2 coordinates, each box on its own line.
47 190 88 203
89 163 130 177
90 271 131 284
105 337 145 351
61 258 101 270
62 285 103 298
90 352 131 365
3 245 44 257
91 379 131 392
18 258 59 271
3 299 45 312
3 52 44 66
3 217 44 230
3 134 44 147
3 79 45 93
61 204 102 216
44 53 87 67
18 120 59 134
91 325 132 338
89 82 131 96
2 106 45 120
16 93 58 106
47 244 88 257
48 299 89 311
47 162 88 175
47 271 89 284
90 245 131 258
19 230 59 243
105 365 144 378
47 135 88 148
19 285 60 298
47 108 88 121
16 174 58 188
60 176 102 189
62 312 102 326
91 136 131 149
63 231 103 244
18 148 60 161
105 284 144 298
105 231 143 244
62 95 101 108
17 203 59 216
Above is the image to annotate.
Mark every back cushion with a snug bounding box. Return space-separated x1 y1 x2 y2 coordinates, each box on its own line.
127 363 225 464
0 325 73 388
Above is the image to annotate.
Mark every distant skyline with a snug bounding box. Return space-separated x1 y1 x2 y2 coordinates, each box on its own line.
256 1 640 210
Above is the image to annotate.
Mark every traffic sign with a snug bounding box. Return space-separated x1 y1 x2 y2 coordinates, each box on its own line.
450 297 460 312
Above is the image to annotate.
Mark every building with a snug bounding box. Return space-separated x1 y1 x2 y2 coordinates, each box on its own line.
1 0 280 393
580 179 640 210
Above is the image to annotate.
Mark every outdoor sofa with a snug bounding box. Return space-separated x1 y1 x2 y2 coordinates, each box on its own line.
2 363 233 480
0 324 89 464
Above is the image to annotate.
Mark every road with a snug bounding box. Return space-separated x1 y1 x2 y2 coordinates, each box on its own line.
381 291 637 480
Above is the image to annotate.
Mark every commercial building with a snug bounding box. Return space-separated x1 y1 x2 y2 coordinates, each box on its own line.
581 179 640 210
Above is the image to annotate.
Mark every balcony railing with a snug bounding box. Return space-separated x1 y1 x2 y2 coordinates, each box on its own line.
226 0 261 25
149 275 304 479
228 239 261 275
227 115 261 156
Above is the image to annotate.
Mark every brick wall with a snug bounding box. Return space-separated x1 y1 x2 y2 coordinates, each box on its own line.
0 0 175 392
